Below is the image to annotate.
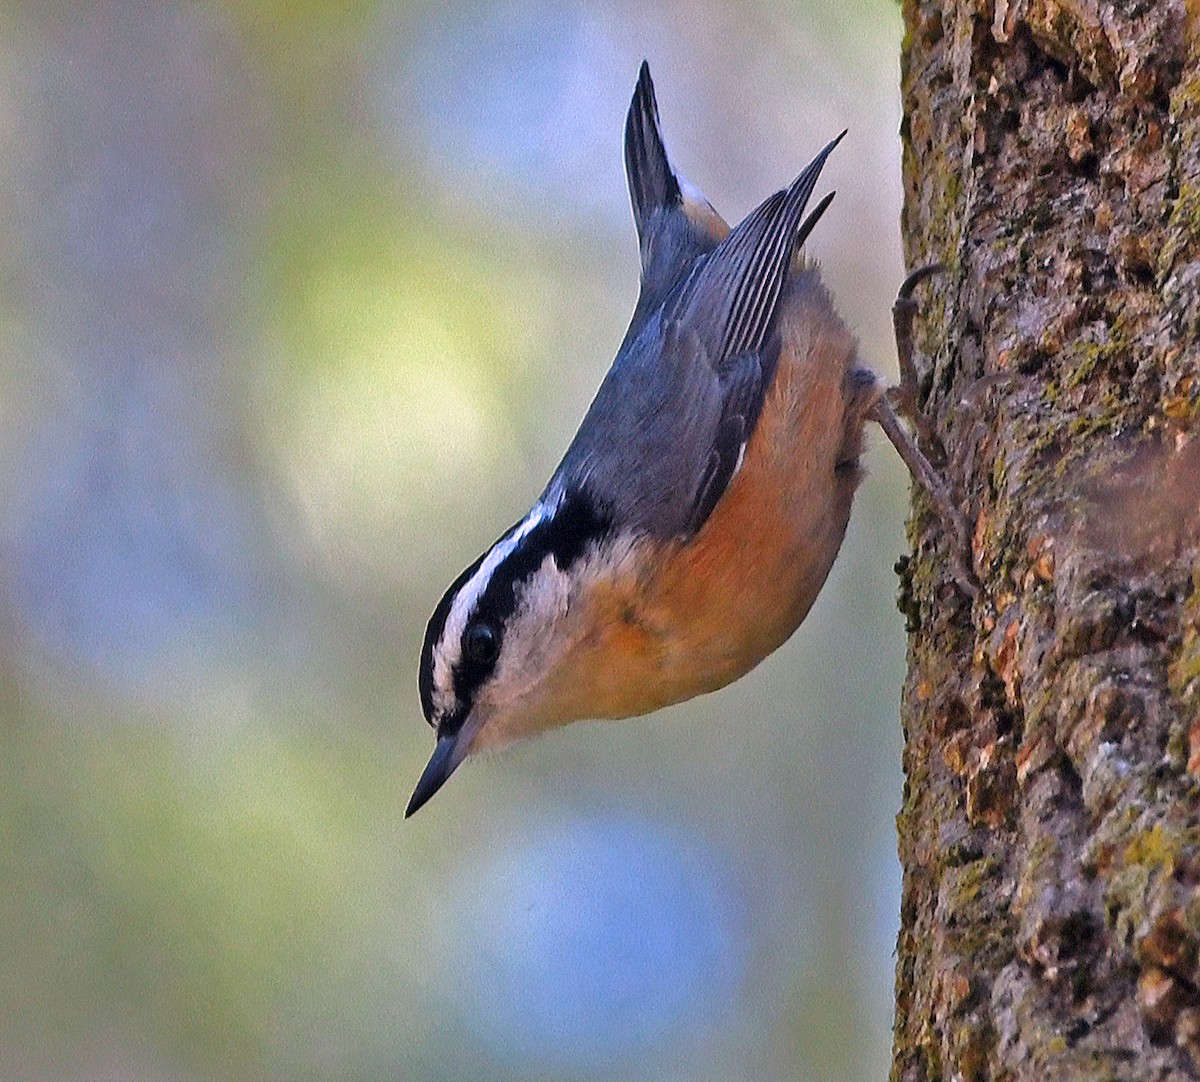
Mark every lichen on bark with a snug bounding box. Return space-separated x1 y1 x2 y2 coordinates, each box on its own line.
894 2 1200 1079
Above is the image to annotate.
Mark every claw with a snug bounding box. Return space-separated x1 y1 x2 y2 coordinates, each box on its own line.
896 262 946 303
873 263 981 601
891 263 945 445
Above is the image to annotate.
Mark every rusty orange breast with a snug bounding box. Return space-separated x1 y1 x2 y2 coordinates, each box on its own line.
543 270 872 724
588 271 870 716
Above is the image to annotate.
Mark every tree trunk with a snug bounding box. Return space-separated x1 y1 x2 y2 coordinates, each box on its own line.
893 2 1200 1079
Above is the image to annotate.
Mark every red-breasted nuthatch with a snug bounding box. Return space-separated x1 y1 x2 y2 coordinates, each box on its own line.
406 63 972 816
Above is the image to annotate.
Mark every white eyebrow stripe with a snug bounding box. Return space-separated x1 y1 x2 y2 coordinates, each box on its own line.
430 496 558 716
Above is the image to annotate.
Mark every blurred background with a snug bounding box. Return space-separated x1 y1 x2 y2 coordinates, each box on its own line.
0 2 912 1079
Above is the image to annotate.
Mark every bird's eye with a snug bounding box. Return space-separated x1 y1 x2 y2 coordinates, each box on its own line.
465 622 500 665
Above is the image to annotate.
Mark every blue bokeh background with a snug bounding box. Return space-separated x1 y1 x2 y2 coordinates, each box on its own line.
0 3 912 1079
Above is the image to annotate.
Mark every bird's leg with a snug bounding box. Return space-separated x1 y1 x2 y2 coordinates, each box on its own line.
868 264 980 600
888 263 942 446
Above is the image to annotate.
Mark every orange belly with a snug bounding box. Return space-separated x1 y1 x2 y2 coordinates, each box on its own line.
578 270 875 719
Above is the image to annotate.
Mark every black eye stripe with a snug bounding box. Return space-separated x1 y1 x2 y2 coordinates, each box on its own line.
465 622 499 664
420 488 613 729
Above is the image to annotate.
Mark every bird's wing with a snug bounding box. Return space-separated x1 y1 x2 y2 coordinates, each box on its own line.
621 62 730 341
670 132 842 368
553 135 841 539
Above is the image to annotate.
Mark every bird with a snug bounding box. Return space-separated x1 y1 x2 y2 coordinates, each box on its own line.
406 62 971 817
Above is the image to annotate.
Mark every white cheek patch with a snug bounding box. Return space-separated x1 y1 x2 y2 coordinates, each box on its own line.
483 554 572 714
494 536 642 692
430 497 558 716
473 534 644 737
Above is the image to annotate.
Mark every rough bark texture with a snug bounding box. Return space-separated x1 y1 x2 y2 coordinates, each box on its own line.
894 2 1200 1080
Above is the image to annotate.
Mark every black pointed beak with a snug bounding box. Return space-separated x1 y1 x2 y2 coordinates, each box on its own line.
405 733 464 818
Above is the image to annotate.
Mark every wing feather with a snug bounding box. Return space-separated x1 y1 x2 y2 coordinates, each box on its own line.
555 76 845 540
675 132 844 368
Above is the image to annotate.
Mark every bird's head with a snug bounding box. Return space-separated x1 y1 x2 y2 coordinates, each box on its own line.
407 487 644 816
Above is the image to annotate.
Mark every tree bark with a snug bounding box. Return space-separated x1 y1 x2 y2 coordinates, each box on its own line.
893 2 1200 1079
